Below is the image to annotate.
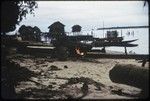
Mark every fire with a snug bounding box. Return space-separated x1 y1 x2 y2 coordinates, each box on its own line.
75 47 84 56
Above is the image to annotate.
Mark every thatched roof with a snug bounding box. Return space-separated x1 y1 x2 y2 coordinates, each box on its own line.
48 21 65 29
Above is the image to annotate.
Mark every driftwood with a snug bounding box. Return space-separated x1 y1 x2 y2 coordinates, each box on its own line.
109 64 149 97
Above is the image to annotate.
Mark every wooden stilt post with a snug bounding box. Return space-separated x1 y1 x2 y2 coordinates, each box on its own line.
142 59 147 67
121 30 122 37
101 47 106 53
125 47 127 55
103 47 106 53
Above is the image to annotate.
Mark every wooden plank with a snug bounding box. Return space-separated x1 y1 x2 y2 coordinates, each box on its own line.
27 46 54 49
94 42 138 47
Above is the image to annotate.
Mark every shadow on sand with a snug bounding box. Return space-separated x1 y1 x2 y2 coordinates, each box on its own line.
1 59 38 99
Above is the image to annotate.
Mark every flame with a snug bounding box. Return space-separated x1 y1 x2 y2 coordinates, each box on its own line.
75 47 84 56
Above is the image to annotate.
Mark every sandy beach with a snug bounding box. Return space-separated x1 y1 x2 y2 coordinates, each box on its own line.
3 53 148 100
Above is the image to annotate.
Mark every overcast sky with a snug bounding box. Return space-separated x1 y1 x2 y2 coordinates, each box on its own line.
15 1 148 33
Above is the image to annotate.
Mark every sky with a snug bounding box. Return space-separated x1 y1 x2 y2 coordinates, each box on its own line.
12 1 148 33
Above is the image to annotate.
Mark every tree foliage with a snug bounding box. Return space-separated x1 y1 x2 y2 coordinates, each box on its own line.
72 25 82 32
19 25 41 41
1 1 38 34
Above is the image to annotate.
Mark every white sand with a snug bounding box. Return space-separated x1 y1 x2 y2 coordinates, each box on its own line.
10 54 148 99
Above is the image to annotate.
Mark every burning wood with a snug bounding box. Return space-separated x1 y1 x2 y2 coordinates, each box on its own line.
75 48 84 56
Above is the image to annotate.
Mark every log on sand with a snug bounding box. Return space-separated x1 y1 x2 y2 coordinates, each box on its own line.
109 64 149 97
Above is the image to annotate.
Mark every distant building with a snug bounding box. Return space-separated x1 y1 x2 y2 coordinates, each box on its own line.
48 21 65 37
106 30 118 38
72 25 82 35
41 32 51 43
